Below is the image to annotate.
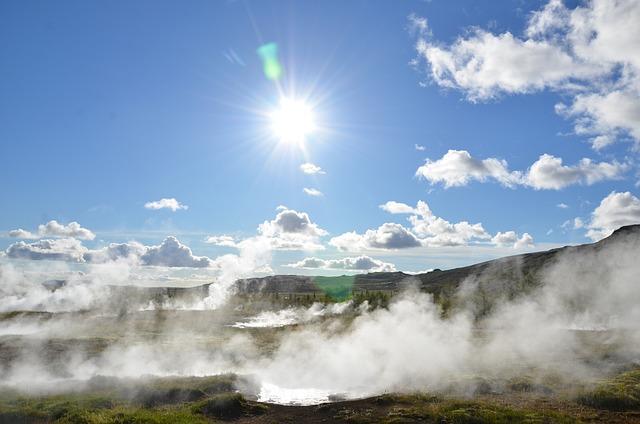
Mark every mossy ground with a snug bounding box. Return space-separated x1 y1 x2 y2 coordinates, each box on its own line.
577 367 640 411
2 370 640 423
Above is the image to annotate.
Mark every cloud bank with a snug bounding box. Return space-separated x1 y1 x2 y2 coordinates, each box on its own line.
287 255 396 272
412 0 640 150
415 150 628 190
331 200 533 250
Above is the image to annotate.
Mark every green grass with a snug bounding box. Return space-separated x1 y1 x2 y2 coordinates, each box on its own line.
0 373 633 423
0 394 209 424
577 367 640 411
381 395 577 424
55 405 208 424
0 375 242 423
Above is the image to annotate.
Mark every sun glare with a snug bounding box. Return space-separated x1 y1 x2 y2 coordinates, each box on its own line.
270 98 316 144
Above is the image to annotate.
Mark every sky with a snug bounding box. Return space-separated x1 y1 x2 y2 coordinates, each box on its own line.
1 0 639 282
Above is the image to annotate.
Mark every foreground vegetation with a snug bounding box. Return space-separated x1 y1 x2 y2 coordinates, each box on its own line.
577 367 640 411
1 369 640 423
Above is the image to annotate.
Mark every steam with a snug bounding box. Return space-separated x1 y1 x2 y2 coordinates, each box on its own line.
1 231 639 405
232 300 358 328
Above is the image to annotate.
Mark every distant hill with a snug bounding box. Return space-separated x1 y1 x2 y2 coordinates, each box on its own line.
234 224 640 297
39 225 640 309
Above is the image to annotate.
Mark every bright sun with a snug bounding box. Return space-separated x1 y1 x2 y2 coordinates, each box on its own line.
270 98 316 144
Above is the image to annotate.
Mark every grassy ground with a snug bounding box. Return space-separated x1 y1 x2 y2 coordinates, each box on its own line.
2 302 639 423
577 367 640 411
2 370 640 423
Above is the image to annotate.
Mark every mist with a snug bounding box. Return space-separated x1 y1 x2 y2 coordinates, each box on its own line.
1 232 639 405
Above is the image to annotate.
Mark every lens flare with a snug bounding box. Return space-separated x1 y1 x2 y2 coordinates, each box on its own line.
257 42 283 81
270 98 316 144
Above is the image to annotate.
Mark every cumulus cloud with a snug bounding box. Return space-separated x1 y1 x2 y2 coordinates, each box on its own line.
287 255 396 272
411 0 640 149
8 220 96 240
557 203 569 209
300 162 325 175
408 201 493 247
144 198 188 211
338 200 532 251
6 238 88 262
83 242 147 264
586 191 640 240
415 28 597 100
515 233 535 248
415 150 521 188
257 207 327 250
416 150 627 190
205 235 238 247
330 223 422 251
526 154 628 190
7 229 37 239
558 89 640 150
303 188 323 197
415 144 426 151
5 236 214 268
140 236 210 267
379 201 417 214
491 231 535 248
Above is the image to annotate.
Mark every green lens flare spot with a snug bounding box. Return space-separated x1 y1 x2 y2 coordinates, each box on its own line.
257 42 283 80
312 276 355 302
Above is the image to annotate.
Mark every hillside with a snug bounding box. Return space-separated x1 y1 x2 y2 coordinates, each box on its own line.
234 224 640 296
40 225 640 307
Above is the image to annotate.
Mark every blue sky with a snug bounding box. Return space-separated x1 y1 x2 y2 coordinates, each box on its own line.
1 0 639 279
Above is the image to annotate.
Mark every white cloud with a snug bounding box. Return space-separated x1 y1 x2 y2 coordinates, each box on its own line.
573 217 585 229
490 231 518 247
6 238 88 262
408 201 492 247
525 154 628 190
144 198 188 212
300 162 325 175
416 29 598 101
559 88 640 149
287 255 396 273
83 241 147 264
330 223 422 251
514 233 535 248
257 207 327 250
303 187 324 197
415 150 521 188
586 191 640 240
491 231 535 248
557 203 569 209
5 236 214 268
204 208 329 253
408 13 430 37
205 235 238 247
379 201 417 214
333 200 502 250
416 150 627 190
7 229 37 239
140 236 210 267
412 0 640 149
525 0 569 38
346 200 533 250
8 220 95 240
415 144 426 151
